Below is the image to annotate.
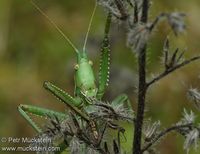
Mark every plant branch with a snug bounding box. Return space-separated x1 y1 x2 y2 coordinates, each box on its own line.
114 0 128 20
149 13 167 31
147 55 200 87
142 123 192 153
133 0 149 154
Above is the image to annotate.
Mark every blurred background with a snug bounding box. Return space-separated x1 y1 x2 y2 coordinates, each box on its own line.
0 0 200 153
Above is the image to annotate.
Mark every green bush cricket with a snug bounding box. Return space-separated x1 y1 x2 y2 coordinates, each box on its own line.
18 0 133 147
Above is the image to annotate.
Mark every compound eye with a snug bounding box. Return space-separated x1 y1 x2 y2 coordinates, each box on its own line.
88 60 93 66
74 64 79 70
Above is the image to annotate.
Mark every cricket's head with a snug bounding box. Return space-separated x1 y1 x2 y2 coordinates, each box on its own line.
74 52 97 98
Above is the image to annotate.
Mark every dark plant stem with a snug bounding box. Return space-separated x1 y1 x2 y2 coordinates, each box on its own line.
133 0 149 154
141 123 192 152
133 48 147 154
141 0 149 23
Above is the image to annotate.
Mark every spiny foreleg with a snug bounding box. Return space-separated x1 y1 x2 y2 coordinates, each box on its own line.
43 82 101 141
43 81 90 122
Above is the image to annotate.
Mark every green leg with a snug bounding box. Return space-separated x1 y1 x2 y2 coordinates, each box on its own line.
18 104 67 133
97 13 112 100
111 94 133 111
43 81 89 122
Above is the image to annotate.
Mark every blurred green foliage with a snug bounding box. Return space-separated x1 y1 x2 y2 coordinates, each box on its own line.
0 0 200 153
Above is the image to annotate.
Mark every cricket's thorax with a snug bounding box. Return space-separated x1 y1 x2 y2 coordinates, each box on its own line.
75 52 97 97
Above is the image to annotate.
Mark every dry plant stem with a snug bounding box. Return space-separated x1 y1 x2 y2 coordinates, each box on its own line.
114 0 128 19
133 2 139 23
133 0 149 154
133 48 147 154
141 123 192 153
147 55 200 87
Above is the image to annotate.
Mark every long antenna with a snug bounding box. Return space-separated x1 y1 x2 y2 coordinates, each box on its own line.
83 1 97 52
31 0 79 53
